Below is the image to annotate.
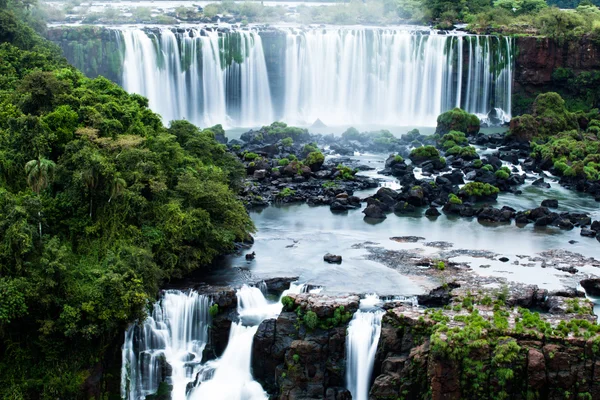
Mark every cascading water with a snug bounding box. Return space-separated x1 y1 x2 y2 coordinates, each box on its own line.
344 295 386 400
122 282 309 400
115 27 514 128
121 290 210 400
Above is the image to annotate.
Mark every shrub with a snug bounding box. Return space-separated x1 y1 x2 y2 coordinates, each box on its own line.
461 182 500 197
305 151 325 170
448 193 463 205
410 145 440 159
436 108 480 136
278 158 290 166
336 164 356 180
473 159 483 168
244 152 259 161
277 188 296 198
281 296 294 311
495 170 509 179
281 137 293 147
303 311 318 330
209 304 219 317
394 155 404 163
342 127 361 140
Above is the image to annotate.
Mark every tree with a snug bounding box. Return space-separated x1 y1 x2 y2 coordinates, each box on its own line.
108 174 126 203
24 157 55 236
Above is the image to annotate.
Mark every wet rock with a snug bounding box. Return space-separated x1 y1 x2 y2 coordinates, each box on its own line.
416 282 460 306
425 206 441 217
363 204 386 219
390 236 424 243
541 199 558 208
499 257 509 262
580 279 600 296
532 177 551 188
323 253 342 264
394 201 416 214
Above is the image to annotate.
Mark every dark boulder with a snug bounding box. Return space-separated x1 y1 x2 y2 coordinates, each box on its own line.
363 204 386 219
580 279 600 296
323 253 342 264
541 199 558 208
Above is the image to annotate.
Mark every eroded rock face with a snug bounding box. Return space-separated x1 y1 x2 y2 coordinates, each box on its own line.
370 300 600 400
252 294 359 399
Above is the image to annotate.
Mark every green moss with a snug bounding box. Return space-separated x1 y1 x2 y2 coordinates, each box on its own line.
448 193 463 205
461 182 500 198
281 296 294 311
277 188 296 198
278 158 290 167
281 137 293 147
243 152 259 161
304 151 324 168
410 145 440 159
303 311 318 330
394 155 404 163
436 108 481 136
209 304 219 317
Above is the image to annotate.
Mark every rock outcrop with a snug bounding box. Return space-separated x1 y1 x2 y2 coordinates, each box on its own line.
252 293 359 399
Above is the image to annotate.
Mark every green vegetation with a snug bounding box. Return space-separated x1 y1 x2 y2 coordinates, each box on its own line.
281 295 294 311
435 260 446 271
461 182 500 198
304 151 325 171
336 164 356 180
448 193 463 205
278 158 290 167
446 145 479 160
495 166 511 180
439 130 468 150
394 155 404 163
277 187 296 198
303 310 319 330
0 8 253 398
436 108 480 136
514 93 600 182
209 304 219 317
410 145 440 160
281 137 293 147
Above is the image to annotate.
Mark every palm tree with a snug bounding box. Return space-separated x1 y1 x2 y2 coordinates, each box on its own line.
108 175 126 203
82 166 98 218
25 158 56 237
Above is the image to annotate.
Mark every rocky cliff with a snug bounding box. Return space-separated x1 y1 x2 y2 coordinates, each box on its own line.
513 36 600 113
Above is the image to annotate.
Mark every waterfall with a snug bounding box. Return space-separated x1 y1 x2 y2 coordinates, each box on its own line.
113 27 514 129
121 291 210 400
122 283 309 400
346 295 385 400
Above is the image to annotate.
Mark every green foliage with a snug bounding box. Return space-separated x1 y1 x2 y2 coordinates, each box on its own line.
277 187 296 198
0 10 254 398
436 108 480 136
342 127 361 140
495 169 510 179
440 130 468 150
436 261 446 271
410 145 440 159
243 152 259 161
473 159 483 168
281 295 294 311
209 303 219 317
303 310 318 330
461 182 500 198
278 158 290 167
304 151 324 169
448 193 463 205
281 137 293 147
394 155 404 163
336 164 356 180
446 145 479 159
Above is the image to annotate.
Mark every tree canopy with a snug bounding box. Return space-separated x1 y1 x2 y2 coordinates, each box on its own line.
0 9 253 398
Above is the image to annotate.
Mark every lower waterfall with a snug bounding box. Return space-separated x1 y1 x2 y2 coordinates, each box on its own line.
345 295 385 400
121 283 305 400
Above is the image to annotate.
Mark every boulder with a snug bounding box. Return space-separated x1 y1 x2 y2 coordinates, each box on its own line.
323 253 342 264
541 199 558 208
580 279 600 296
363 204 386 219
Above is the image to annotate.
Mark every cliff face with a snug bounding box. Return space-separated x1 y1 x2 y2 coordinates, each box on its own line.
513 36 600 112
371 307 600 400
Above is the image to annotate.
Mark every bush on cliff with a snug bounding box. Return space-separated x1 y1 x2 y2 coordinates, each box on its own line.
435 108 480 136
0 10 254 398
509 92 579 142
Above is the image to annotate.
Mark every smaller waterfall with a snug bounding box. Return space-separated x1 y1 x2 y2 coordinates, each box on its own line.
121 291 210 400
345 295 385 400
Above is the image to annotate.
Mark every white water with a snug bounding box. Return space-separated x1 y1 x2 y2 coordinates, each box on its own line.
345 296 385 400
122 283 308 399
117 27 513 128
121 290 210 400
